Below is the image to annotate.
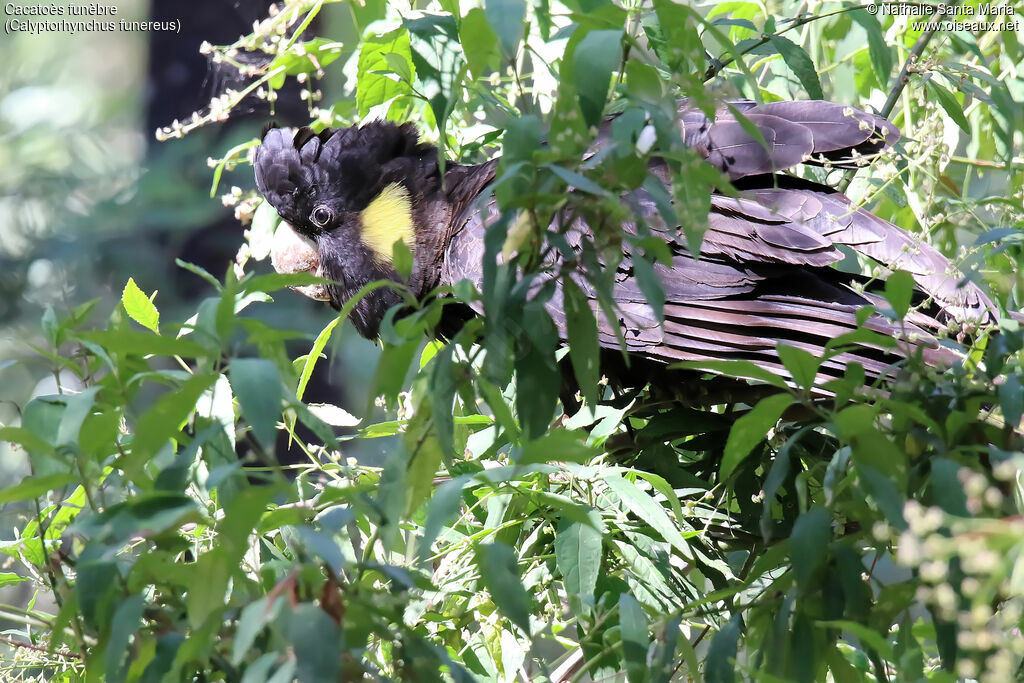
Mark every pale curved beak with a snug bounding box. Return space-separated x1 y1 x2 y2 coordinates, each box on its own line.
269 221 331 301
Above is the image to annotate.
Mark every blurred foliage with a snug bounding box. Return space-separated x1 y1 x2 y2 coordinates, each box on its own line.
1 0 1023 681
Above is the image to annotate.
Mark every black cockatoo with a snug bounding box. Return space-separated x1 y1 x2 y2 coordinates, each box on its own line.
252 100 993 386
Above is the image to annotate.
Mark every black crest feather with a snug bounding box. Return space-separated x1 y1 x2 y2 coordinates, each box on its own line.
253 120 436 230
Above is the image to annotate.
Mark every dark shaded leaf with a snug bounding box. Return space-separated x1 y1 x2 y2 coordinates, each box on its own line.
999 372 1022 428
572 29 623 127
619 593 649 683
562 277 601 406
484 0 525 60
769 36 823 99
555 510 603 606
927 81 970 134
132 373 217 461
519 428 598 465
288 603 340 681
789 507 832 593
721 394 793 480
477 542 532 634
105 594 145 681
851 10 893 88
229 359 283 451
705 614 741 683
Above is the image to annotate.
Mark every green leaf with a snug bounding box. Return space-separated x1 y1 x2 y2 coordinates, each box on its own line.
244 271 327 294
477 542 532 634
269 37 344 79
706 614 741 683
357 29 415 117
484 0 525 60
76 559 117 629
131 373 217 462
721 393 793 480
122 278 160 333
514 307 560 440
856 463 907 530
382 51 414 83
668 359 788 389
373 339 419 406
826 644 868 683
851 10 893 88
604 475 694 556
104 594 145 681
392 238 414 281
619 593 649 683
229 359 283 451
460 7 500 78
0 572 27 588
404 398 446 515
768 36 823 100
634 471 685 525
546 164 613 197
0 473 76 504
572 29 623 127
930 458 969 516
297 317 340 400
78 494 198 544
760 444 795 541
631 251 665 323
927 80 970 134
999 372 1022 428
518 428 598 465
883 270 914 320
419 474 473 562
76 330 208 359
57 386 101 448
555 510 603 606
232 597 282 665
776 343 821 390
790 507 832 594
176 259 222 291
819 620 894 659
288 603 340 681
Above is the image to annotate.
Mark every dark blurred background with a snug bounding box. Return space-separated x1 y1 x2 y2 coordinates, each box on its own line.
0 0 389 475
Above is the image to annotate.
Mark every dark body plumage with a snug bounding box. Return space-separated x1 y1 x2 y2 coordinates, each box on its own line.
253 100 994 385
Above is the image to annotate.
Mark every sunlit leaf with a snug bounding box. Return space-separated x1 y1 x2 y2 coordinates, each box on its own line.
122 278 160 333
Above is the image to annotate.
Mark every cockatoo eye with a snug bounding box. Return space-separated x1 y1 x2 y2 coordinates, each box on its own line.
311 205 333 227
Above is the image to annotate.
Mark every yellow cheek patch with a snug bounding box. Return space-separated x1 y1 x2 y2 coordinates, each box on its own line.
361 183 414 264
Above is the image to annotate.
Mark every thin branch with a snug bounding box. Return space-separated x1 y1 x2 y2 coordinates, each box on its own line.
948 155 1024 169
704 3 875 81
0 634 83 661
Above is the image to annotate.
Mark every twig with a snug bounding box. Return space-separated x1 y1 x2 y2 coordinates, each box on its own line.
948 155 1024 169
704 4 875 81
0 634 83 660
